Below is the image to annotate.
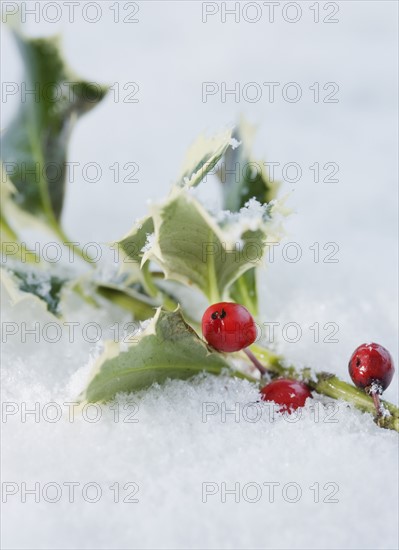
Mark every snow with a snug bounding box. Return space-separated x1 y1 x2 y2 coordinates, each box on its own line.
140 232 155 254
216 198 272 226
2 362 398 550
1 2 398 550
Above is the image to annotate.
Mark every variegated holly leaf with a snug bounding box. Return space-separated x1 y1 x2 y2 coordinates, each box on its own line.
1 267 66 316
217 120 281 315
143 191 277 303
218 119 279 212
117 215 154 266
116 130 234 290
116 215 157 294
80 308 231 402
116 129 234 269
1 30 107 235
0 169 41 263
176 128 233 189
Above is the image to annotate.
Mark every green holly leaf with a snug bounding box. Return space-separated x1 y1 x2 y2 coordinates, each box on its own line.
116 130 234 293
144 191 276 304
116 215 156 294
0 168 41 263
1 267 66 316
118 215 154 266
218 120 281 315
218 119 279 212
176 128 233 189
117 130 233 262
80 308 231 402
117 130 233 264
1 31 107 234
0 174 16 237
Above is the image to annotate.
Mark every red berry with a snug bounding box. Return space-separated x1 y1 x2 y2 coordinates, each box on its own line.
260 379 312 411
348 343 394 391
202 302 257 352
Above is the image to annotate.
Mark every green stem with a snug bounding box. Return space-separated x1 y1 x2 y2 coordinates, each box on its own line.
313 374 399 431
245 345 399 432
141 261 160 298
236 274 257 316
207 234 220 304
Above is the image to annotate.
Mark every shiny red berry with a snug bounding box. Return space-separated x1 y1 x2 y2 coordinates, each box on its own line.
348 343 394 391
260 379 313 411
202 302 257 352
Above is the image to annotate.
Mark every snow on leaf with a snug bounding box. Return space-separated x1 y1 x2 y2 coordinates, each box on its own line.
118 216 155 265
118 129 234 264
143 191 276 303
218 119 280 213
217 119 281 315
1 267 64 316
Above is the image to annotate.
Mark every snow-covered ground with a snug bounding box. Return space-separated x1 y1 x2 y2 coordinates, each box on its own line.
1 1 398 549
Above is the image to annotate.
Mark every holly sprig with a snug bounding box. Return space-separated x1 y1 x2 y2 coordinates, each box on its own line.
1 31 397 432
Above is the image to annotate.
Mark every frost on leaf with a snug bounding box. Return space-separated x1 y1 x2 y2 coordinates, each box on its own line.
218 119 280 212
1 267 64 316
216 120 282 314
143 192 279 303
117 216 154 267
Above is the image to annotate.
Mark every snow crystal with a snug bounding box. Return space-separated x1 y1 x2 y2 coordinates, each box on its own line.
140 232 155 254
216 197 272 226
230 137 241 150
212 198 274 244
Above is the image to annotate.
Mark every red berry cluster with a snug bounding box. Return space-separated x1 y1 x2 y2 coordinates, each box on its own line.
202 302 395 417
202 302 313 411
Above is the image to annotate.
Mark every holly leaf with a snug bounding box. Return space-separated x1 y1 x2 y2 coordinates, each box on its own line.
116 130 233 274
118 215 154 266
80 308 231 402
116 130 235 293
176 128 233 189
0 168 41 263
0 174 16 239
144 191 276 303
218 119 279 212
217 120 281 315
1 31 107 231
116 215 157 294
1 267 66 316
